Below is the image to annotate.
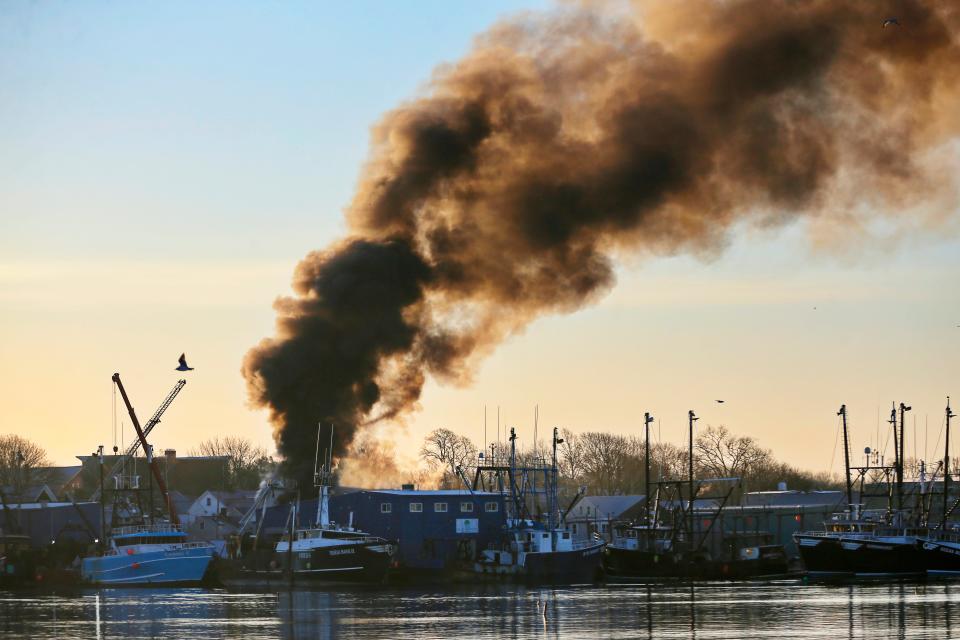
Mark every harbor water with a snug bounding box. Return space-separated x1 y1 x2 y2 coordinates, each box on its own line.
1 581 959 639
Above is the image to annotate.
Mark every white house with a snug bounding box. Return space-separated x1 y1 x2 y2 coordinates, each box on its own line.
186 490 257 525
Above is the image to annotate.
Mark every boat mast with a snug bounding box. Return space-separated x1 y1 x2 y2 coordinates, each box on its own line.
838 405 854 515
314 423 333 527
888 405 899 517
551 426 563 529
899 402 911 518
688 410 698 541
945 398 955 530
644 412 654 526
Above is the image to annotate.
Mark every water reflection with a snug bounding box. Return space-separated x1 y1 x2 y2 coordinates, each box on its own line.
2 582 960 639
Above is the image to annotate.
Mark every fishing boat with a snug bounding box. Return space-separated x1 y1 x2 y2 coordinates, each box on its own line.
219 426 394 587
604 522 681 578
920 398 960 577
794 403 926 579
0 533 35 588
80 373 215 586
465 427 605 583
81 524 215 585
604 410 791 580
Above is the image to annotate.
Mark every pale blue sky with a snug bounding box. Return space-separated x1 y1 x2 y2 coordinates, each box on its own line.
1 1 958 476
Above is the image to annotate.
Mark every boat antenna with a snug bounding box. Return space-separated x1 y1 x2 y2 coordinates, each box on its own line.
313 423 322 484
328 423 335 473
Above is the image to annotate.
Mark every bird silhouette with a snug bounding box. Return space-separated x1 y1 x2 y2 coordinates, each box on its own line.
716 400 725 404
176 353 194 371
883 17 899 28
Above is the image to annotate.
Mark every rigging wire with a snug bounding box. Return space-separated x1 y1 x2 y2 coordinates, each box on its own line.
828 412 842 476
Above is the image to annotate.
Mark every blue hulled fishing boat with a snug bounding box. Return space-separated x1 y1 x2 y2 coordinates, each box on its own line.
82 524 214 585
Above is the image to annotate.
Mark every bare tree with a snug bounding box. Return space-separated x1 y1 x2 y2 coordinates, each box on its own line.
190 436 271 490
420 428 478 478
694 424 771 479
0 434 54 500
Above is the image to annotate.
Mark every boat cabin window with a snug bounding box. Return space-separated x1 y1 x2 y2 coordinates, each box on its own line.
484 502 499 513
434 502 448 513
460 502 474 513
380 503 392 514
410 502 423 513
562 532 570 540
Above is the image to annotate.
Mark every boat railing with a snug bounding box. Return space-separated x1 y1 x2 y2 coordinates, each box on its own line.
112 523 185 537
100 540 213 557
799 530 877 539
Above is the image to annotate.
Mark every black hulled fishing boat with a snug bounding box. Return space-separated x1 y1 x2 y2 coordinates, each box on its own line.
219 426 394 587
794 403 926 579
920 398 960 577
466 427 604 584
605 410 791 581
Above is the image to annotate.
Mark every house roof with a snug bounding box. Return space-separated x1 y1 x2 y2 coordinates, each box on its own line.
39 466 83 491
168 490 195 514
742 490 844 507
364 489 503 496
570 495 646 519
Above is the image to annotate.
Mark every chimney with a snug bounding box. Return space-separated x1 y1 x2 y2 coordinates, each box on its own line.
165 449 177 464
401 483 415 491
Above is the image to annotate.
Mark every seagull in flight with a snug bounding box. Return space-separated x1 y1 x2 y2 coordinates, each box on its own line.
176 353 194 371
883 17 900 28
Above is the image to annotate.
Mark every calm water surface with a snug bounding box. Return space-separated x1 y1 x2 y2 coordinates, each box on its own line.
2 581 959 639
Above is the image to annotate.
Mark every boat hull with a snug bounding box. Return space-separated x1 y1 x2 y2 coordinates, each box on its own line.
81 546 215 586
471 542 605 584
218 541 393 587
795 534 923 578
604 546 682 579
921 538 960 576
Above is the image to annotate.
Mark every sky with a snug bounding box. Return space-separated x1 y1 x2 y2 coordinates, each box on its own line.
1 1 958 479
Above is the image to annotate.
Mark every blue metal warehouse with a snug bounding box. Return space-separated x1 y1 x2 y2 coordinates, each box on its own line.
329 490 507 576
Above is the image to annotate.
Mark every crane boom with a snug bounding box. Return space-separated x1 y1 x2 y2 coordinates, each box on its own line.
96 379 186 497
106 373 182 525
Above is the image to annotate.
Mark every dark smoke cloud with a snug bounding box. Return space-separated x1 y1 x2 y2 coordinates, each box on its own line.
244 0 960 485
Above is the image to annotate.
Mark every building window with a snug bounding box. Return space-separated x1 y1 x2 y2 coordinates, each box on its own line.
410 503 423 513
484 502 499 513
572 524 578 534
380 503 392 514
206 497 211 507
434 502 448 513
460 502 474 513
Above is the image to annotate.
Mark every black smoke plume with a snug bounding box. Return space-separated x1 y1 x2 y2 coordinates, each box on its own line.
243 0 960 485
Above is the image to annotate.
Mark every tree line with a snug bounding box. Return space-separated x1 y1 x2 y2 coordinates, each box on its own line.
419 424 839 495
